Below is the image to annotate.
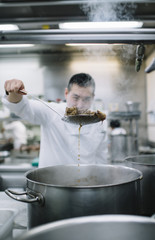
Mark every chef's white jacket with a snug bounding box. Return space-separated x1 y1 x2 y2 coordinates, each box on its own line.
3 96 108 168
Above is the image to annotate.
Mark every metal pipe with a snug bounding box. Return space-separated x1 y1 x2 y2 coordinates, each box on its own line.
145 57 155 73
0 1 91 7
0 1 154 7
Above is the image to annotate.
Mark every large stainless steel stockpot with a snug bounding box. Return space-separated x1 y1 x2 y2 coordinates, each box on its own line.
125 155 155 216
17 215 155 240
5 164 142 228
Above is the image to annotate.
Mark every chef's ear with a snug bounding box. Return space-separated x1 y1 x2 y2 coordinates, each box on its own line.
64 88 68 99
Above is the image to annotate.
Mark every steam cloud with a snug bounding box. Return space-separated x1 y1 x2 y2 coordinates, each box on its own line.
81 1 137 22
79 1 139 109
80 1 138 64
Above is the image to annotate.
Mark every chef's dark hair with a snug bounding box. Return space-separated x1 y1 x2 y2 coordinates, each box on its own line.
68 73 95 94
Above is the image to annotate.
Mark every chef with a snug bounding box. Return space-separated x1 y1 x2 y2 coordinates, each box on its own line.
3 73 108 168
2 119 27 150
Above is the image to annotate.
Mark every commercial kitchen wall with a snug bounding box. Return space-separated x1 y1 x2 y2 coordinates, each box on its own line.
0 51 147 145
146 49 155 144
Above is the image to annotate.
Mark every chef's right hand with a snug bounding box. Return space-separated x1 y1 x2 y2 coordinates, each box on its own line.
4 79 26 103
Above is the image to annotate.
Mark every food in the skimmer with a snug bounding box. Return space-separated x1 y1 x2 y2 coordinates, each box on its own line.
65 107 106 121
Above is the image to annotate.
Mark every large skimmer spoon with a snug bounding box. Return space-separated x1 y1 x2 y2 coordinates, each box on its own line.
6 90 105 125
61 114 104 125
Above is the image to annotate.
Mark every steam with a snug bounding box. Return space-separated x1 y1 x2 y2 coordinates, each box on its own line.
80 1 137 61
81 1 137 22
78 1 139 109
80 1 138 63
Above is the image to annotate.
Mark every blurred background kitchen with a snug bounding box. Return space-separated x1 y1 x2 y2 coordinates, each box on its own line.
0 0 155 166
1 1 155 239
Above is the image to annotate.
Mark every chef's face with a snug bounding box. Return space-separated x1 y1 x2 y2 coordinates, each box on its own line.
65 84 94 110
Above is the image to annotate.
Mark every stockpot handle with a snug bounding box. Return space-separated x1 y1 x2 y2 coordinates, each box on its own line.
5 189 44 205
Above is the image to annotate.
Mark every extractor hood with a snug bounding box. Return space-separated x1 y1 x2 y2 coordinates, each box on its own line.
0 0 155 44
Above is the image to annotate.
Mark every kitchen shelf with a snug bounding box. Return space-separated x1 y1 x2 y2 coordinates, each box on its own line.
108 111 141 120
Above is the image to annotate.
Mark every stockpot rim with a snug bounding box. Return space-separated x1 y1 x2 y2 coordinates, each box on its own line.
18 214 155 240
125 154 155 166
25 164 143 189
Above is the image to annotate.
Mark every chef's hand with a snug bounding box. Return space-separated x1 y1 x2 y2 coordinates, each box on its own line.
4 79 26 103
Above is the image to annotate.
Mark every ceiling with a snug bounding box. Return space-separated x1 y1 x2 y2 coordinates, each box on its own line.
0 0 155 55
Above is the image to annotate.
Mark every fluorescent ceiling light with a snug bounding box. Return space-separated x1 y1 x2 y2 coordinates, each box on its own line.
66 43 123 46
59 21 143 29
0 24 19 31
0 44 35 48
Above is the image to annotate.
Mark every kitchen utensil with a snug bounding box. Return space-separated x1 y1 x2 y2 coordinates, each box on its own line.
16 215 155 240
145 57 155 73
125 154 155 216
20 90 104 125
19 90 63 118
61 114 103 125
125 101 140 112
5 164 142 228
110 134 127 162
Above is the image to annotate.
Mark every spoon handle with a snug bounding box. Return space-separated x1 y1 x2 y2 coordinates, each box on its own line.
19 90 63 118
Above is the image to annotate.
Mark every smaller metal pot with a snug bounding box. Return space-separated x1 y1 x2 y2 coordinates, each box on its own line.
125 154 155 216
16 215 155 240
110 135 127 162
125 101 140 112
